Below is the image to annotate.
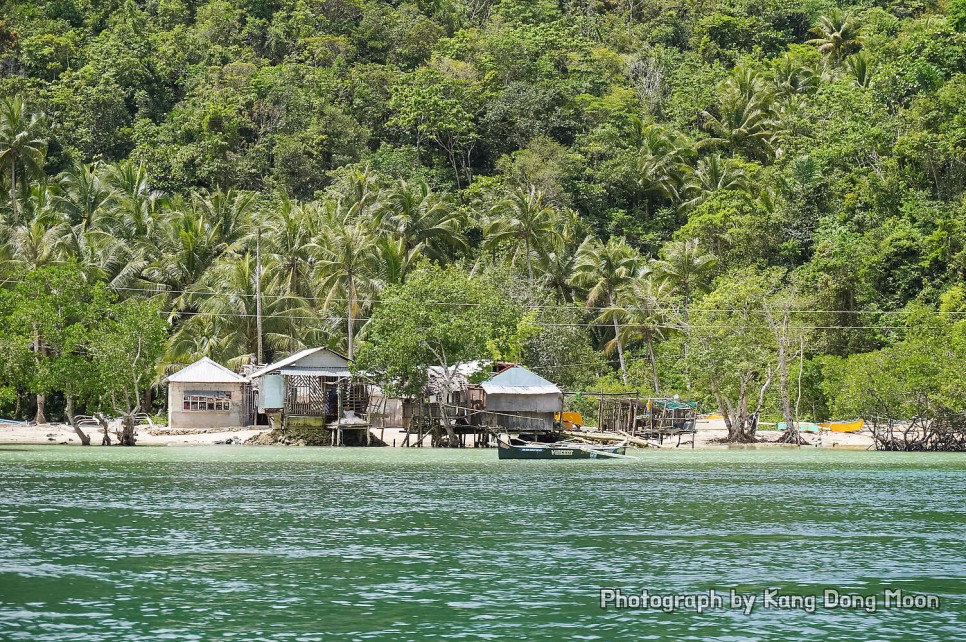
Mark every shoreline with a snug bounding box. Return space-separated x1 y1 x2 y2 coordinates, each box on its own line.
0 418 876 450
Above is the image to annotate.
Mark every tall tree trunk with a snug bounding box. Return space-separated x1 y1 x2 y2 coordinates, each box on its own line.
9 157 17 223
776 338 797 442
32 324 47 424
766 308 801 445
610 294 628 385
98 415 111 446
346 278 355 360
140 387 152 415
70 416 91 446
613 317 628 386
255 228 264 364
437 375 460 448
526 236 533 283
35 394 47 425
682 291 691 390
645 329 659 393
749 370 773 441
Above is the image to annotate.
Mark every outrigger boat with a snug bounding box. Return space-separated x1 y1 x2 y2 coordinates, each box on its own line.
496 434 630 460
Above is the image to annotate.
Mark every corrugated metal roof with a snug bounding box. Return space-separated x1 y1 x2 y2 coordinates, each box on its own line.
480 366 561 395
249 347 349 379
279 367 351 377
166 357 246 383
480 383 562 395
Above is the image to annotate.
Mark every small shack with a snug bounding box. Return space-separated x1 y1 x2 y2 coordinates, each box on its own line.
248 347 370 440
478 365 563 433
165 357 250 430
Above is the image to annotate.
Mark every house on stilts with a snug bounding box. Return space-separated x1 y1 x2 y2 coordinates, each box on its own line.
247 347 373 445
404 363 565 446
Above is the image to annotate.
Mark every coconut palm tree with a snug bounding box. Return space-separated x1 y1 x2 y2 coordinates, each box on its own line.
702 68 779 161
57 160 113 233
145 198 224 299
103 160 165 241
599 270 668 393
260 197 323 301
0 95 48 224
483 184 563 282
771 54 821 98
3 217 71 272
807 9 862 62
535 208 584 302
192 188 255 255
377 178 465 262
681 154 750 212
845 52 872 87
169 253 312 367
627 121 693 206
651 239 717 386
570 235 642 385
315 200 383 359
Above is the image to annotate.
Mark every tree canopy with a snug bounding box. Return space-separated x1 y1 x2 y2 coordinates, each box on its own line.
1 0 965 435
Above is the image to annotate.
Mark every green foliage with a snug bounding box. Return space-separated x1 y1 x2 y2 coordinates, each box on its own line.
0 263 166 419
353 265 522 396
822 307 966 418
2 0 966 424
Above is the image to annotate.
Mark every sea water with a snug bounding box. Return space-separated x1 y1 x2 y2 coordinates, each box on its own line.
0 446 963 641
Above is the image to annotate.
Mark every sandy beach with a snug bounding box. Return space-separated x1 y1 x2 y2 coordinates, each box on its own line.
0 418 875 449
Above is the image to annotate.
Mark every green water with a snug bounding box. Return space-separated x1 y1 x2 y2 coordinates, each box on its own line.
0 446 963 641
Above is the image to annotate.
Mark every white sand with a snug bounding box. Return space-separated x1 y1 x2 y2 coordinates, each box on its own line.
0 418 875 449
0 422 269 446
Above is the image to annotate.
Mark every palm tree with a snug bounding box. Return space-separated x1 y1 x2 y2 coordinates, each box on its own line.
771 54 820 98
627 121 693 207
599 270 668 393
192 188 255 254
845 52 872 87
651 239 717 386
535 208 583 302
373 235 415 288
315 200 383 359
0 95 48 223
169 253 312 367
260 197 323 301
145 199 224 299
3 217 71 272
702 68 778 161
681 154 750 212
483 184 563 281
570 235 642 385
57 160 113 233
377 178 465 262
807 10 862 62
103 160 164 240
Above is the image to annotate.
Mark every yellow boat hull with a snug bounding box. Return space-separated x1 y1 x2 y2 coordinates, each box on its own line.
819 419 865 433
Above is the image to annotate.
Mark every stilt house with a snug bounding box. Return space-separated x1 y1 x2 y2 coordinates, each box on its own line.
248 347 369 430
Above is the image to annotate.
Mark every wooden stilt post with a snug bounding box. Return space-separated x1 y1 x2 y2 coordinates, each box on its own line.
337 382 344 447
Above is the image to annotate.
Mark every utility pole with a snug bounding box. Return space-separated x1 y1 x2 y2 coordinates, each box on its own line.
255 225 264 365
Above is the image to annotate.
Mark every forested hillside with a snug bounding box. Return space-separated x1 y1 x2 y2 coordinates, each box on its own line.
1 0 965 434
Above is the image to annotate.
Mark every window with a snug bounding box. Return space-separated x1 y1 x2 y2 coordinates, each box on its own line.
183 391 232 412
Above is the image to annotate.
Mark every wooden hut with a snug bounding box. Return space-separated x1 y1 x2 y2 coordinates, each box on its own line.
165 357 251 430
477 365 563 433
248 348 370 439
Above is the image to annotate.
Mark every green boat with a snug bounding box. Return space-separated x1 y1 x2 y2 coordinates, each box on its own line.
496 435 629 460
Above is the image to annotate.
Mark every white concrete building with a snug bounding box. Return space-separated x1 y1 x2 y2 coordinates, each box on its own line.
165 357 250 430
